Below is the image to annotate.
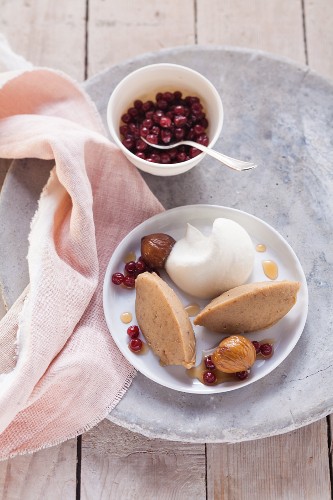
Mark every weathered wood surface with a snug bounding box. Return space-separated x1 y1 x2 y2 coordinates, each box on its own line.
197 0 306 64
0 440 77 500
81 420 206 500
207 420 331 500
0 0 333 499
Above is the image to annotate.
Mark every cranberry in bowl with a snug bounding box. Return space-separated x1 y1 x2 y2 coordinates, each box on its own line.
107 63 223 176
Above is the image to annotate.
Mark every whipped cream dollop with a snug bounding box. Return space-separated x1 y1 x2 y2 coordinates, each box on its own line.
165 218 255 299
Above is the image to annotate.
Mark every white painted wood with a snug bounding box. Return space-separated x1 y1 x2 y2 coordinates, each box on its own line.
197 0 306 64
305 0 333 80
81 419 206 499
0 0 86 81
87 0 195 76
207 420 331 499
0 439 77 500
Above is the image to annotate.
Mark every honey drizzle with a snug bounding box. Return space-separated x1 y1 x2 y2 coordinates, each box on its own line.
120 312 132 324
262 260 278 280
184 303 201 317
256 243 266 252
187 355 235 385
124 251 136 263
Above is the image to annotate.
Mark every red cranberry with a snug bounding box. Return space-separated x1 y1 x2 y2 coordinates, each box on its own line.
135 260 146 273
260 343 273 357
142 100 154 111
129 338 143 352
136 139 148 151
194 124 205 136
236 371 249 380
112 272 124 285
120 125 129 135
142 118 153 129
197 134 209 146
191 102 203 114
160 153 171 164
122 137 134 149
146 153 161 163
153 110 164 123
174 115 187 127
252 341 261 354
174 105 185 115
204 355 216 370
157 99 168 110
125 261 136 275
123 275 135 288
174 127 185 140
163 91 174 102
177 151 187 162
146 134 158 145
161 129 172 144
140 126 149 137
134 99 143 109
189 147 201 158
151 125 160 136
200 117 209 128
127 325 140 339
187 128 196 140
160 116 172 128
203 371 217 385
121 113 131 123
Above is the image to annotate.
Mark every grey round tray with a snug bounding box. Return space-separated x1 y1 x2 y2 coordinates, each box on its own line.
1 47 332 443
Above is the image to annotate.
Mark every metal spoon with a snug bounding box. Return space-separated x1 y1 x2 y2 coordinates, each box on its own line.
141 137 257 172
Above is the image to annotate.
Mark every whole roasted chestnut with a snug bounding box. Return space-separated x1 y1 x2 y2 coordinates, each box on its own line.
141 233 176 269
211 335 256 373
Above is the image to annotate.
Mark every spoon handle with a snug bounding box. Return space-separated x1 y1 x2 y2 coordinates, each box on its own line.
180 141 257 171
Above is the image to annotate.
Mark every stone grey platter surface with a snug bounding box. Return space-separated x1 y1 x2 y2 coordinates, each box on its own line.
0 47 332 443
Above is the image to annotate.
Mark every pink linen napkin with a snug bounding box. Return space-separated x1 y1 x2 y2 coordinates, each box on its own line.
0 67 163 459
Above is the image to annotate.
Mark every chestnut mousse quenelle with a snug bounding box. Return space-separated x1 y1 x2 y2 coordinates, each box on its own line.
194 280 301 334
135 272 196 368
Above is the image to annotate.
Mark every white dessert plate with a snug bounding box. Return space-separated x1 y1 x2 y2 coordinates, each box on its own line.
103 204 308 394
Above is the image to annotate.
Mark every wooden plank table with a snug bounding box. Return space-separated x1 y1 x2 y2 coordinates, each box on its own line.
0 1 332 498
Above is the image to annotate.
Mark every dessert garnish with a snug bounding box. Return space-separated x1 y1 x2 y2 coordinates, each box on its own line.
194 280 300 334
262 259 278 280
120 312 132 324
165 218 255 299
256 243 266 252
129 338 143 353
126 324 147 353
188 338 274 386
112 256 149 289
135 272 196 368
127 325 140 338
119 91 209 163
141 233 176 269
211 335 256 373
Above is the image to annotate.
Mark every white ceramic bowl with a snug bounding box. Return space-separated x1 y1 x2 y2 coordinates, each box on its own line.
107 63 223 176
